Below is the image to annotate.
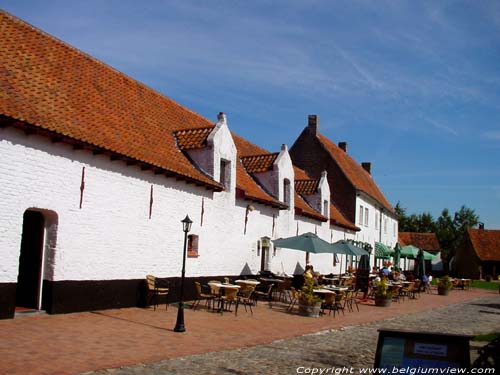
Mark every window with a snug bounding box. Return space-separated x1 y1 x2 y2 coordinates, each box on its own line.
219 159 231 190
393 222 396 236
359 205 364 225
364 207 369 227
384 218 388 234
375 212 379 230
323 200 329 217
187 234 199 257
283 178 291 207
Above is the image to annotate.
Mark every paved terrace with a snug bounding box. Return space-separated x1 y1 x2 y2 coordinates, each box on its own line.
0 288 496 375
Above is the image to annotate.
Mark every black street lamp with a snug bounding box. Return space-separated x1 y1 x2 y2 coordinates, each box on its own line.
174 214 192 333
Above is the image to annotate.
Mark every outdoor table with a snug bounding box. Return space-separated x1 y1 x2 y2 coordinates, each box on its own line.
322 277 339 282
235 279 260 286
259 277 284 283
313 288 336 294
324 286 349 292
208 282 241 289
207 282 241 312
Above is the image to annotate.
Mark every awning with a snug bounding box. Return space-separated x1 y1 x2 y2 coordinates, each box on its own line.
375 242 394 259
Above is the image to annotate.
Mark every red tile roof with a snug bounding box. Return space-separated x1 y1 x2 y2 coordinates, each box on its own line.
0 10 221 190
468 229 500 261
233 134 328 221
241 153 278 173
330 203 360 232
174 127 213 150
398 232 441 251
295 180 319 196
235 159 286 208
293 166 312 180
317 134 394 213
294 192 327 222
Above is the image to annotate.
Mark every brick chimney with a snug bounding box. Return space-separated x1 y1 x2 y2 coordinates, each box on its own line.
361 162 371 174
308 115 319 136
338 142 347 152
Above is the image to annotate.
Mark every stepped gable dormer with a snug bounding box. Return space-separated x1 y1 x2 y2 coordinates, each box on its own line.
175 112 237 194
234 135 326 221
239 143 295 210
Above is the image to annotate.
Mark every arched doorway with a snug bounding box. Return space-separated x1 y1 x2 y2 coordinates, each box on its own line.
16 210 45 310
16 209 57 312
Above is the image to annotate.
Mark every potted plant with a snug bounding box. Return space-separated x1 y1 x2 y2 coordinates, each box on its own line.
437 275 452 295
298 277 323 317
374 277 392 307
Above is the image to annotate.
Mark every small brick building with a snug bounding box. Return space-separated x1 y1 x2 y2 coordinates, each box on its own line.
455 229 500 279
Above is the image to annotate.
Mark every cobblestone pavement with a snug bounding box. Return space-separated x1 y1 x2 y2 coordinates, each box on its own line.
82 295 500 375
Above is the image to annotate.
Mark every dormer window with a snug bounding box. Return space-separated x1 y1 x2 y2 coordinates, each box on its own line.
323 200 329 216
220 159 231 190
283 178 291 207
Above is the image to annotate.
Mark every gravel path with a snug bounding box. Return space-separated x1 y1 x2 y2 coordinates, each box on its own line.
82 295 500 375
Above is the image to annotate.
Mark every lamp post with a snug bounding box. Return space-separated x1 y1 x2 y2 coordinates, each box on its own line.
174 215 192 333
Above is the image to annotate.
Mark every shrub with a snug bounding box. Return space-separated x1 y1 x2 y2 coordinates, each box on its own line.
438 275 452 290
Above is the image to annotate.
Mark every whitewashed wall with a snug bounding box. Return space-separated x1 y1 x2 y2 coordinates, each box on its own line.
1 126 350 286
354 193 398 268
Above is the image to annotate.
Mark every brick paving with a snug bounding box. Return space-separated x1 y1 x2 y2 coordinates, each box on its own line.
0 288 497 375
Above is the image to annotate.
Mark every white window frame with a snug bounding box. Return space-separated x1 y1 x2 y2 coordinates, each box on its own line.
359 205 364 225
364 207 369 227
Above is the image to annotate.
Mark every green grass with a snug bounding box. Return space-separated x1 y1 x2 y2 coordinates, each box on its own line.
472 332 500 342
472 280 499 290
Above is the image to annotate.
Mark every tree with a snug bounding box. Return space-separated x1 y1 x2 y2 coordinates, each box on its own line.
435 209 455 263
452 205 479 254
394 203 480 268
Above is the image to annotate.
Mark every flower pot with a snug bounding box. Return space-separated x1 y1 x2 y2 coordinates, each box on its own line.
437 287 450 296
374 296 392 307
298 301 322 317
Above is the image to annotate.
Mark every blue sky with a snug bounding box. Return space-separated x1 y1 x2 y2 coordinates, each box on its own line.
3 1 500 228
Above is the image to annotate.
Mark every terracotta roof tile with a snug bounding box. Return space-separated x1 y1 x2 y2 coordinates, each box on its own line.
317 134 394 213
235 159 285 208
0 11 221 189
293 166 312 180
175 127 213 150
398 232 441 251
241 153 278 173
468 229 500 261
294 192 327 222
295 180 319 195
330 203 360 232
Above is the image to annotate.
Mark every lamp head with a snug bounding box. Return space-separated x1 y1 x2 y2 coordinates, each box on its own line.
181 215 193 233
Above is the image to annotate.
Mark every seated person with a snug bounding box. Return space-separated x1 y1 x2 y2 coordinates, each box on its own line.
304 265 314 280
381 266 390 277
396 272 406 281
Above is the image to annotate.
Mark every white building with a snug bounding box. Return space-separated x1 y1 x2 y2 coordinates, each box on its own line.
0 11 394 319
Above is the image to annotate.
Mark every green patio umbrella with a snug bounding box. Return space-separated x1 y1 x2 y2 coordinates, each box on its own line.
414 248 426 279
331 240 369 257
423 250 437 261
400 245 419 259
393 243 402 271
375 242 394 259
272 232 342 254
